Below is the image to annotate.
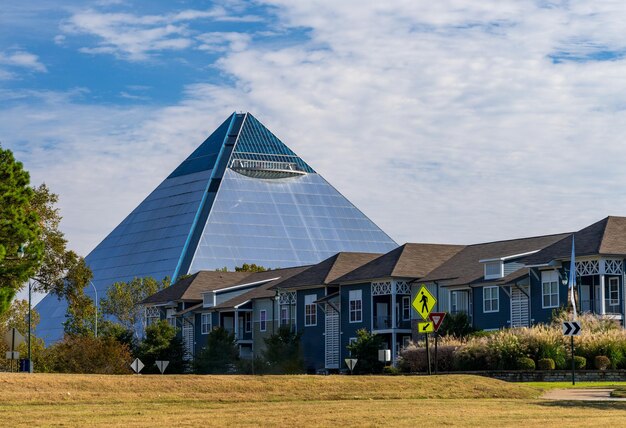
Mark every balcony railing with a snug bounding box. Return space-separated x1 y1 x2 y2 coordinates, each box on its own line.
579 299 621 315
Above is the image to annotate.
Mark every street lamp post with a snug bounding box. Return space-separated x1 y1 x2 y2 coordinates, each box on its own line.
28 279 32 373
89 281 98 338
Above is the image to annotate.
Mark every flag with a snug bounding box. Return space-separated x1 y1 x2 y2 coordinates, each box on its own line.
568 235 577 320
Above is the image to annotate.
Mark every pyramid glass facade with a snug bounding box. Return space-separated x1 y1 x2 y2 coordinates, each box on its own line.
36 112 397 342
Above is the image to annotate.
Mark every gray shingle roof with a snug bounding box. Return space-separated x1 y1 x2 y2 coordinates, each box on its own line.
333 243 464 283
524 217 626 265
139 271 252 305
272 252 382 290
420 233 569 286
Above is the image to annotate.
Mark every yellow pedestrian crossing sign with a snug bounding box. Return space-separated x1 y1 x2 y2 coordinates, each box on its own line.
418 321 434 333
413 285 437 320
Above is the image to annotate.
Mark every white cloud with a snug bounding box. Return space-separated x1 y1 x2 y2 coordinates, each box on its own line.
0 51 47 78
7 0 626 259
60 6 261 61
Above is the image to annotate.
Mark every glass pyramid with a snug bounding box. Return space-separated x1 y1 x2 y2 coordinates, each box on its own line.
35 112 397 342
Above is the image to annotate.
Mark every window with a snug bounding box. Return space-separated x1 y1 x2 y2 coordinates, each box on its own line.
484 261 503 279
281 307 289 325
402 336 411 348
201 313 211 334
305 294 317 326
609 277 620 306
348 337 357 356
260 310 267 332
245 312 251 333
349 290 362 323
402 296 410 321
541 270 559 308
483 286 499 313
166 308 176 327
451 291 458 313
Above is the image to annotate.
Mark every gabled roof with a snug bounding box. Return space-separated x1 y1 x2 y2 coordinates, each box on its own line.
140 271 250 305
333 243 464 283
524 217 626 265
420 233 569 286
272 252 382 290
211 266 310 310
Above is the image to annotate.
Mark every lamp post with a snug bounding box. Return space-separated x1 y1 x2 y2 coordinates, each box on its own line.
89 281 98 338
18 245 33 373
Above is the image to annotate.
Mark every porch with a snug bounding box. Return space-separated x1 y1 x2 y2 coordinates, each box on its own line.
371 281 412 333
574 259 624 319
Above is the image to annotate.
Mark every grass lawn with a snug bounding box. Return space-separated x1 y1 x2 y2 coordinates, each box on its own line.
1 373 626 427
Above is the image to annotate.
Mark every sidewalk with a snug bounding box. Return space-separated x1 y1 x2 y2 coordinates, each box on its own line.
542 388 626 401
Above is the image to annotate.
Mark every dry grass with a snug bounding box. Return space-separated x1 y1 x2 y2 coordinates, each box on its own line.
1 373 625 427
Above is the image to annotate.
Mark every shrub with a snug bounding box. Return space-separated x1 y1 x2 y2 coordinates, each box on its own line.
137 320 188 374
439 312 476 338
517 325 567 369
516 357 536 370
346 329 385 374
595 355 611 370
263 326 304 374
537 358 555 370
236 356 269 374
44 335 132 374
382 365 400 375
567 356 586 370
398 342 460 372
194 326 238 374
453 337 493 371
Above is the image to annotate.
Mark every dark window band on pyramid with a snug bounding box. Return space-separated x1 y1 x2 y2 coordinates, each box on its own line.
35 112 398 343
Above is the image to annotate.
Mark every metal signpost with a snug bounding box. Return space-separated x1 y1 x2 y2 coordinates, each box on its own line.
563 321 581 385
413 285 437 375
429 312 446 374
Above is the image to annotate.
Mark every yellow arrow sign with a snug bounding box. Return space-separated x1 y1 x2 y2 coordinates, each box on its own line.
418 321 434 333
412 285 437 320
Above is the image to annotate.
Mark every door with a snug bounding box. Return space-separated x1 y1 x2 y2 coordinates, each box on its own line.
580 285 591 312
325 304 339 369
510 285 529 328
376 302 389 329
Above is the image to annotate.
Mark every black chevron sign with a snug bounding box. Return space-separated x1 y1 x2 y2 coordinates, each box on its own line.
562 321 581 336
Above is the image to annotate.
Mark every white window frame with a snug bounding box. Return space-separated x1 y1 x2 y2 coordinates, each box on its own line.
166 308 176 328
305 294 317 326
349 289 363 323
201 313 211 334
451 291 458 313
260 310 267 332
541 270 559 309
280 307 289 325
484 261 503 280
348 337 357 356
483 286 499 313
402 296 410 321
402 336 411 348
609 277 620 306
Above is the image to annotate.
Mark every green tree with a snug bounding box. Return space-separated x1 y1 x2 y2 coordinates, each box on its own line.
0 146 44 314
346 329 385 374
235 263 267 272
100 276 169 338
263 326 304 374
137 320 187 374
194 326 238 374
439 312 476 338
61 257 99 337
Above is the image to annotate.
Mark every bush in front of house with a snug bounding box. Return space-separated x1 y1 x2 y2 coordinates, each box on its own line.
537 358 555 370
398 339 461 373
438 312 476 338
567 356 587 370
136 320 188 374
262 326 304 374
595 355 611 370
194 326 238 374
346 329 385 374
43 335 132 374
516 357 536 370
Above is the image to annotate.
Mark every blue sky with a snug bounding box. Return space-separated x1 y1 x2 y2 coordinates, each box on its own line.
4 1 626 276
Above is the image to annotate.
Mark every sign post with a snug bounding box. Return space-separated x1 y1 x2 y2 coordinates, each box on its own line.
428 312 446 374
4 328 25 373
413 285 437 375
562 321 581 385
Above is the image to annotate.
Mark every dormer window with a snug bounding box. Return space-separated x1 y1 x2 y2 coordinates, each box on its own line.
484 261 503 280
